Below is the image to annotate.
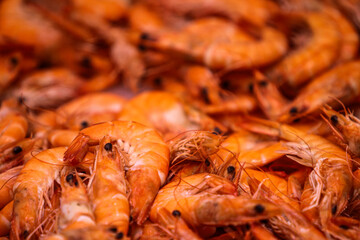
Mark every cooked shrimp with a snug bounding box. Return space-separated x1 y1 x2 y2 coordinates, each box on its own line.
0 0 61 49
64 120 169 224
150 173 281 230
269 11 340 87
278 61 360 122
0 113 27 147
142 18 287 70
0 201 13 237
58 169 95 231
0 52 22 92
118 91 226 138
10 147 67 239
241 117 352 227
90 137 129 236
0 166 21 209
55 93 127 130
322 105 360 157
47 130 79 147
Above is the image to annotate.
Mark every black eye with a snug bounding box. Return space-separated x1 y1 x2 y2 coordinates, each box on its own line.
205 158 210 166
154 77 162 86
66 174 74 184
330 115 338 124
140 32 150 40
172 210 181 217
254 204 265 214
108 227 117 233
212 127 222 135
115 232 124 239
80 56 92 69
12 146 23 154
201 87 211 104
23 230 29 238
289 107 298 115
227 166 235 174
248 83 254 93
259 80 268 87
80 121 89 129
9 56 19 67
138 44 147 51
104 143 113 151
332 205 337 215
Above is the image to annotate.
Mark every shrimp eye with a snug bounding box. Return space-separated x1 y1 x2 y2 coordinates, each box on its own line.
140 32 151 40
12 146 23 154
220 80 231 90
289 107 298 115
80 121 89 129
204 158 210 166
108 227 117 233
245 223 251 230
172 210 181 217
138 44 147 51
212 127 222 135
254 204 265 214
104 143 113 151
332 205 337 215
129 215 133 221
340 225 349 230
66 174 74 184
227 166 235 173
9 56 19 67
248 83 254 93
80 56 92 69
18 96 25 104
201 87 211 104
154 77 163 86
259 80 268 87
330 115 338 125
23 230 29 238
115 232 124 239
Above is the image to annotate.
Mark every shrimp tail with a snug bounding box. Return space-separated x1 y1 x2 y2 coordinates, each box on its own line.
128 167 162 224
240 117 282 138
63 134 90 165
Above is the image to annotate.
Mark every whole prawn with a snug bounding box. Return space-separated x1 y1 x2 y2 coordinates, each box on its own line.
64 120 169 224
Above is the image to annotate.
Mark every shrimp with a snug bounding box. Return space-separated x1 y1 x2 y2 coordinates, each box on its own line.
118 91 226 139
150 173 281 233
142 18 288 70
90 137 129 236
42 227 114 240
0 52 22 92
10 147 67 239
322 105 360 157
269 11 340 87
143 0 279 27
0 166 21 209
0 139 35 174
64 120 169 224
47 130 79 148
58 169 95 231
55 93 127 130
0 113 27 147
248 178 327 240
0 201 13 237
278 61 360 122
0 0 61 49
241 117 352 227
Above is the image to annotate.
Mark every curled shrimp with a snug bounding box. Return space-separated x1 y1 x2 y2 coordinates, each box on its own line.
269 11 340 87
142 17 288 70
0 166 21 209
0 112 27 147
150 173 281 235
89 137 129 236
64 120 169 224
0 201 13 237
322 105 360 157
278 61 360 122
118 91 226 139
241 117 352 228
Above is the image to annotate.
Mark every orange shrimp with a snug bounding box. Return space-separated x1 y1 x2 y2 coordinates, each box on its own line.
322 105 360 157
118 91 226 138
55 93 127 130
150 173 281 232
0 113 27 147
58 170 95 231
89 137 129 236
64 120 169 224
0 0 62 49
269 11 340 87
0 201 13 237
0 166 21 209
241 117 352 227
0 52 22 92
248 178 327 240
142 18 288 70
143 0 279 27
47 130 79 148
277 61 360 122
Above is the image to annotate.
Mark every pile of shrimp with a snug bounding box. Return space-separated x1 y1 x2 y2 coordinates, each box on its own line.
2 0 360 239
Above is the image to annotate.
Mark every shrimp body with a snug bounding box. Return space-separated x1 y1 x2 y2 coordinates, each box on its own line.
270 12 340 87
144 18 287 70
90 137 129 236
11 147 67 239
0 166 21 209
279 61 360 122
0 113 27 148
151 173 281 228
64 120 169 224
0 52 22 92
0 201 13 237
